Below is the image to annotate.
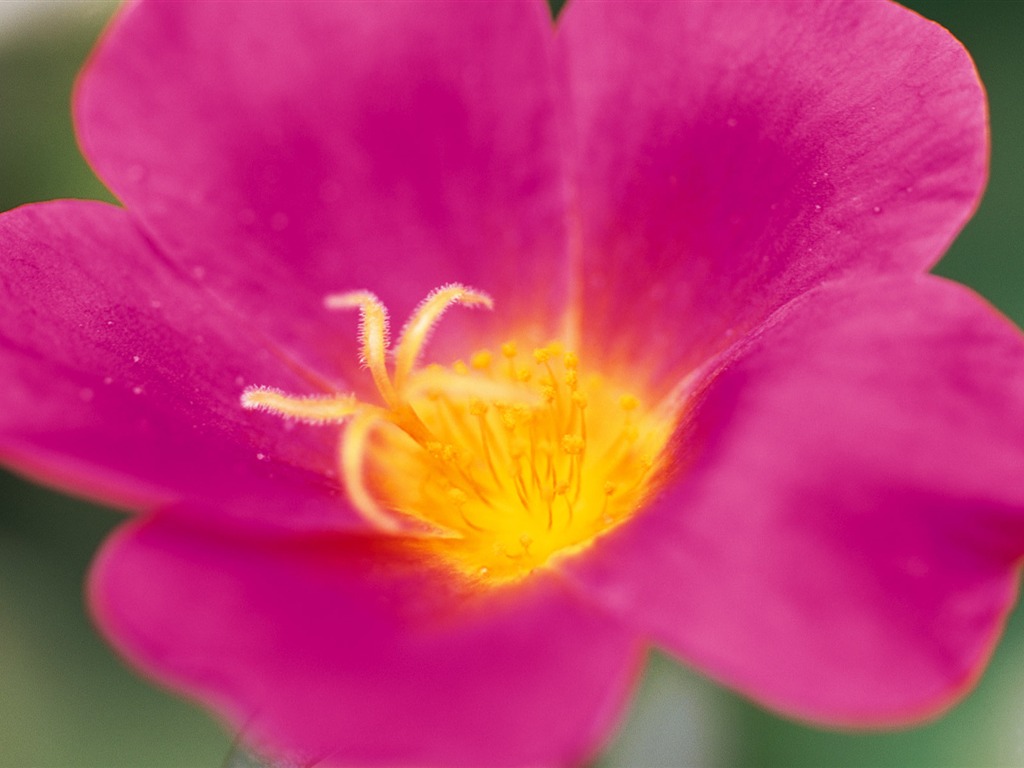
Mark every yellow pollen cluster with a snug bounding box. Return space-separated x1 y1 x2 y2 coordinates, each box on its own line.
242 283 673 585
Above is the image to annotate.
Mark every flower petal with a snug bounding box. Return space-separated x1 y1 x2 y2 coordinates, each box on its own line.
76 0 570 371
90 514 642 767
557 0 988 388
0 201 361 531
560 276 1024 724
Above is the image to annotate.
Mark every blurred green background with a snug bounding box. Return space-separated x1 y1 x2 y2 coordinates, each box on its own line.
1 1 1022 766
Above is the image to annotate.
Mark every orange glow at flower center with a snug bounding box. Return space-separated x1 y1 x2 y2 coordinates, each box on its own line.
242 284 673 585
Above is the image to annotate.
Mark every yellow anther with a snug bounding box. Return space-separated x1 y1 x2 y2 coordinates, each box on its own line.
562 434 585 455
501 341 517 358
619 394 639 412
426 441 445 459
471 349 493 370
499 407 519 430
571 392 588 409
514 366 532 383
564 352 579 369
469 398 488 416
533 347 551 364
442 444 458 462
453 360 469 375
541 384 556 404
565 369 579 388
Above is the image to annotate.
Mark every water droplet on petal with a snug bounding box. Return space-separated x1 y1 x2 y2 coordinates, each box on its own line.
132 386 143 395
872 206 882 214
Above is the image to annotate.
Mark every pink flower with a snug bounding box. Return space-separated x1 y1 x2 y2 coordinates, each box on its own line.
1 0 1022 765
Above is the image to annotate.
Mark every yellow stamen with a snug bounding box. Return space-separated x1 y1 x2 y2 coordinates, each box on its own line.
241 284 674 586
471 350 493 370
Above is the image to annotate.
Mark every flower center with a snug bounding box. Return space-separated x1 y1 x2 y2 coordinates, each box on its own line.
242 284 673 585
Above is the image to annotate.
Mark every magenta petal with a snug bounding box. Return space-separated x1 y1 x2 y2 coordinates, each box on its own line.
562 276 1024 724
76 0 570 370
91 515 642 767
558 0 988 386
0 201 362 531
